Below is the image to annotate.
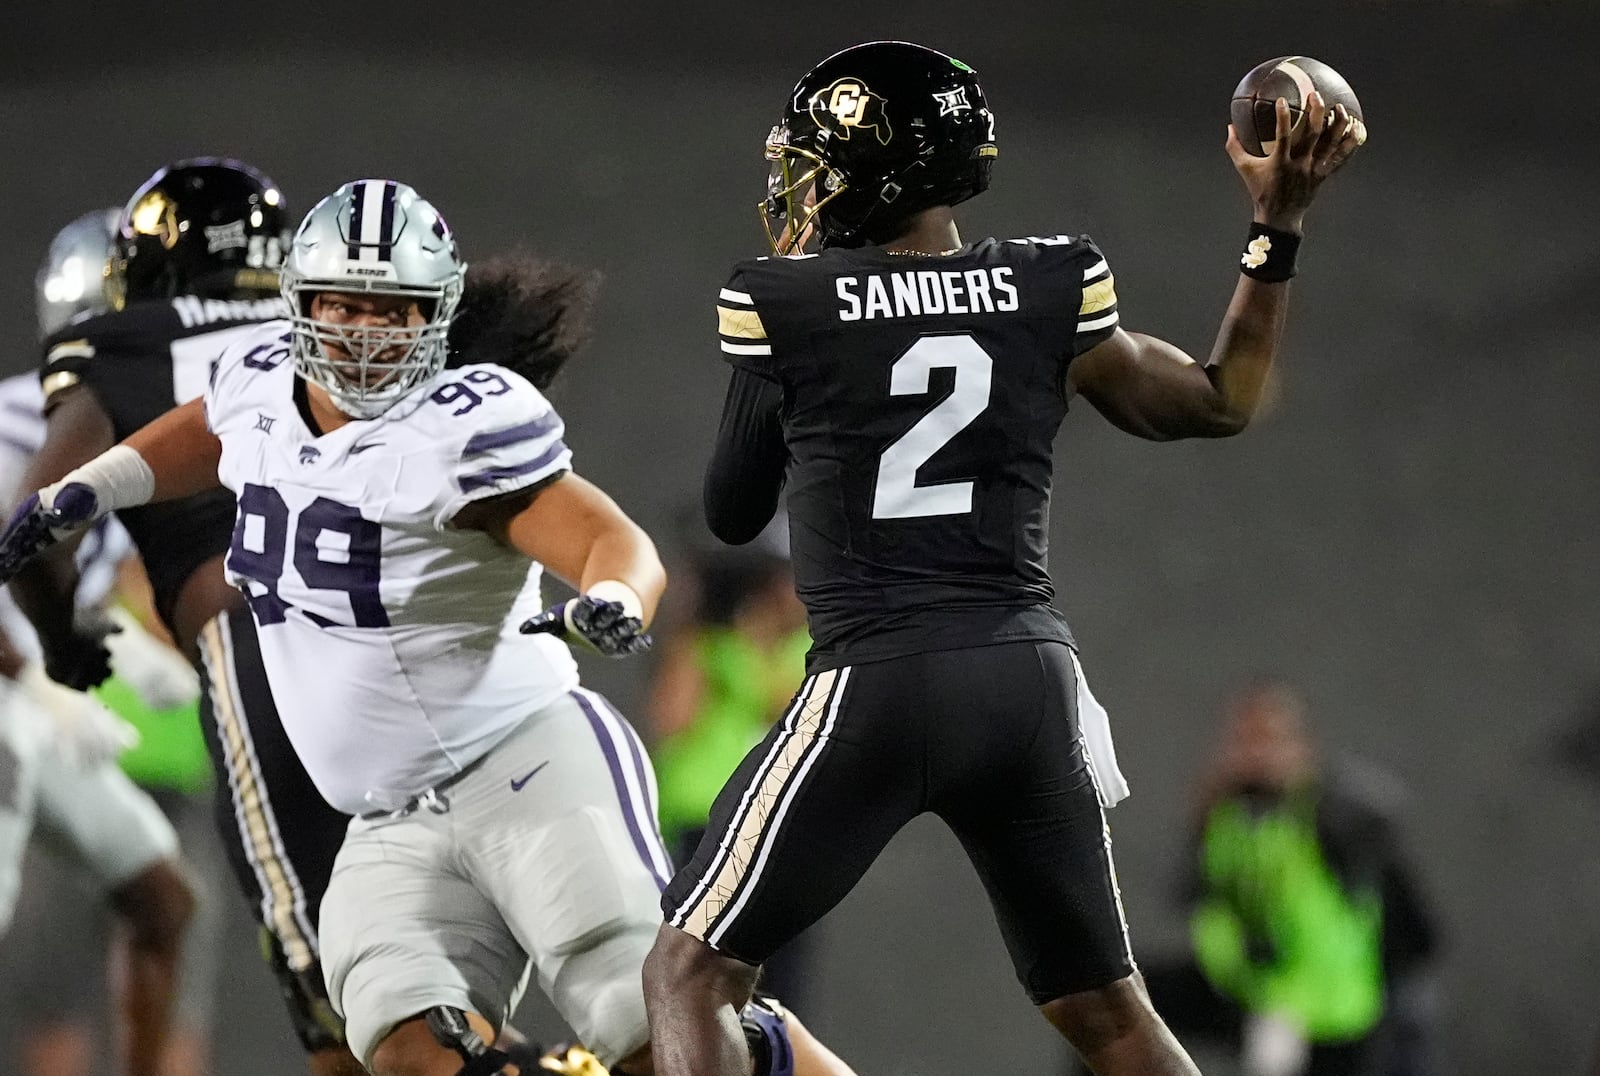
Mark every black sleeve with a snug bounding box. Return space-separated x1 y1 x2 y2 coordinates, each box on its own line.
703 366 786 545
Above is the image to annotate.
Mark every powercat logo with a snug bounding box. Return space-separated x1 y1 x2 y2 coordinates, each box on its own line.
809 78 893 145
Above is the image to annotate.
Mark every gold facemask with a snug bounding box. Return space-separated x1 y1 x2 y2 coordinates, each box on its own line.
759 126 847 256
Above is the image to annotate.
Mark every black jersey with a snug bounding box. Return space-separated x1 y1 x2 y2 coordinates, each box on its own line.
715 235 1120 671
40 296 285 630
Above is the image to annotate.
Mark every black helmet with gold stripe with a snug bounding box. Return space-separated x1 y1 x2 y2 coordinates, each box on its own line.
763 41 997 254
106 157 290 310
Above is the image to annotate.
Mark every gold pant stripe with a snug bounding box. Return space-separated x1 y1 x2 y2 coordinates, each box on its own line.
200 616 317 971
676 668 846 942
667 673 821 930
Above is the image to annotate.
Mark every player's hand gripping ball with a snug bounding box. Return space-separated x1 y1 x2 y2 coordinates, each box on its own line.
1231 56 1365 157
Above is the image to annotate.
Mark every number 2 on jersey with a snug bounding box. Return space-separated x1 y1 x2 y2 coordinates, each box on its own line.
872 334 994 520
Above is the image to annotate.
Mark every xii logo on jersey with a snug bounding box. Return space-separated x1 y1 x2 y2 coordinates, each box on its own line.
809 78 893 145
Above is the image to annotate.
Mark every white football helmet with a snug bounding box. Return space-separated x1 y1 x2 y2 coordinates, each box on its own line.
35 208 118 339
280 180 465 418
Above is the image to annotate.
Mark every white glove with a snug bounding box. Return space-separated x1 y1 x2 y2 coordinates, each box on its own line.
17 663 139 769
102 606 199 710
1242 1011 1311 1076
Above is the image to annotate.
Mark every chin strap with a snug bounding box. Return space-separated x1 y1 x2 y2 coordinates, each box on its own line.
425 1006 514 1076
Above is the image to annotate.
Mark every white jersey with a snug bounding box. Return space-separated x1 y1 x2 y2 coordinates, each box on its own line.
0 374 130 662
205 321 581 814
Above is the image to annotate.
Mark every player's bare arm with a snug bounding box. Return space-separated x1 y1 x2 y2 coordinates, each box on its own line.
24 380 117 494
1068 91 1366 440
117 398 224 501
457 471 667 625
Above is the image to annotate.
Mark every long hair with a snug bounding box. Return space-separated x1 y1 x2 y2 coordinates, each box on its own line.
445 252 600 389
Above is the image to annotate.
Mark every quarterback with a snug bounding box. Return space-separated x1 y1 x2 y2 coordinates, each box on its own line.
0 180 852 1076
644 39 1364 1076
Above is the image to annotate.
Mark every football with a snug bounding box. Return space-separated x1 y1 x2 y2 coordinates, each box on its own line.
1231 56 1363 157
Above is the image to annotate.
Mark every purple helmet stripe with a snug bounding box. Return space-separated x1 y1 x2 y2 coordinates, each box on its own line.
345 185 364 261
377 180 398 261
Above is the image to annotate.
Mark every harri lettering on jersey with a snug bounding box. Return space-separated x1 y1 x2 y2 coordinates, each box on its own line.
171 295 288 329
835 267 1018 322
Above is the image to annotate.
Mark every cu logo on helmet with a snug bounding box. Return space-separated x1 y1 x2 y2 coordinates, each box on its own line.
811 78 893 145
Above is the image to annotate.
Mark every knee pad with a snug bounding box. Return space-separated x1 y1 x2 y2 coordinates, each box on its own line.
741 996 795 1076
425 1006 513 1076
259 925 347 1054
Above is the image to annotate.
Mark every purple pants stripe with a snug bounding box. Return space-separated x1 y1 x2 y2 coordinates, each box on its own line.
571 691 669 890
581 688 675 881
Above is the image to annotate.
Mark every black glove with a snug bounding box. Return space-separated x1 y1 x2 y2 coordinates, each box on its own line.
40 612 120 691
519 594 651 657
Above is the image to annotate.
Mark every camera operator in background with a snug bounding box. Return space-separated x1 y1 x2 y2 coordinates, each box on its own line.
1134 681 1443 1076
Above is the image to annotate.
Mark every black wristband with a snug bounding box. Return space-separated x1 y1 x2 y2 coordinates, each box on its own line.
1239 223 1301 282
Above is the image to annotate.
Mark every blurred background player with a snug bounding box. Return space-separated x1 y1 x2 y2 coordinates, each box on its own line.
6 161 365 1076
1127 681 1441 1076
0 622 194 1076
646 519 816 1009
1 209 196 1076
644 39 1364 1076
1 207 232 1076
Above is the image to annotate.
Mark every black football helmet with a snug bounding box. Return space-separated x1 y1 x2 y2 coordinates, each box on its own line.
762 41 997 253
105 157 290 309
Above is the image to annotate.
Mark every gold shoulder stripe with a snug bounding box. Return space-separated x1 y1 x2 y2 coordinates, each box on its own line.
41 369 82 401
1079 275 1117 317
717 305 768 341
46 339 95 365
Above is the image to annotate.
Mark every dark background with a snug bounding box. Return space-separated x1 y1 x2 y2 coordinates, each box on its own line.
2 2 1598 1072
